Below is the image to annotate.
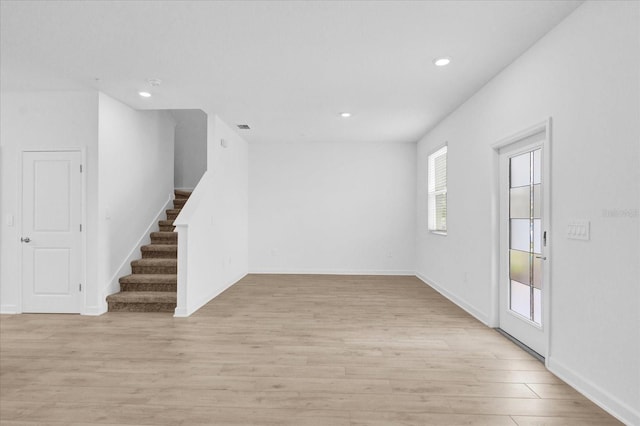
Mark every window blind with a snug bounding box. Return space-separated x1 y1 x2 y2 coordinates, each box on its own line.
428 145 447 232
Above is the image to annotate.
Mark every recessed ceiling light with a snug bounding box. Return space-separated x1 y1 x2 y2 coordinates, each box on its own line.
340 112 352 118
138 91 152 98
433 57 452 67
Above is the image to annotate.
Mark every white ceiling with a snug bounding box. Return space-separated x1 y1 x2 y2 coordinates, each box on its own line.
1 0 582 144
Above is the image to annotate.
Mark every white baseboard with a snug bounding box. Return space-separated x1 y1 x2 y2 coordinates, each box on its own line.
0 304 19 314
248 269 415 276
173 306 189 317
547 357 639 426
415 272 489 325
175 187 195 191
83 304 106 316
175 272 247 318
102 195 173 298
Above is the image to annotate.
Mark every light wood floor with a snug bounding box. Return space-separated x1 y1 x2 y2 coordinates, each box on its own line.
1 274 621 425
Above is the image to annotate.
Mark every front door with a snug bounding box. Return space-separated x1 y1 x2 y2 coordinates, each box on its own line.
498 129 550 358
21 150 83 313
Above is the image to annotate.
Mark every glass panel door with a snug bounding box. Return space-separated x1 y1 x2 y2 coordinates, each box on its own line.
509 149 542 325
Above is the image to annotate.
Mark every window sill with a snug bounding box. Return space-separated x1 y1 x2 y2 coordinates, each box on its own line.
430 230 447 236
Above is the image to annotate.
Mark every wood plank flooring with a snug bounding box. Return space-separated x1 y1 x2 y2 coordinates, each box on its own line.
0 274 621 425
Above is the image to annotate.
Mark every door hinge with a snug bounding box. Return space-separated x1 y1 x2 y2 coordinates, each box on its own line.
79 283 82 292
79 224 83 232
80 164 83 173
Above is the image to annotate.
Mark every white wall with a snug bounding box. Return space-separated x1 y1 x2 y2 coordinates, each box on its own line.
97 93 175 309
249 141 416 274
171 109 207 190
174 115 248 316
0 91 100 314
415 2 639 423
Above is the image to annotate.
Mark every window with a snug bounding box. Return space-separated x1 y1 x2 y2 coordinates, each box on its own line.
428 145 447 233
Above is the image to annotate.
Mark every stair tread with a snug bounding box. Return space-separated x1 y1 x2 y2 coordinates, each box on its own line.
107 291 176 303
141 244 177 250
175 189 192 198
150 231 177 237
158 220 174 226
119 274 177 283
165 209 181 214
131 258 177 266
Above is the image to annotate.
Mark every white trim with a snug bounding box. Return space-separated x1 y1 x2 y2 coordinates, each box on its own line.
491 119 550 150
429 231 447 237
173 306 189 317
174 224 188 317
102 194 173 298
415 272 489 325
174 187 195 192
0 304 19 314
248 269 416 276
80 149 88 315
548 357 640 426
82 305 105 316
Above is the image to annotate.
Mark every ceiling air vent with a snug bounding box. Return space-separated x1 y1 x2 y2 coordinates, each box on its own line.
237 124 250 130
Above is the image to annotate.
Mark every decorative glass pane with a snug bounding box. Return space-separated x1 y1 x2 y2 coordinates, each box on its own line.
533 149 541 184
510 280 531 319
507 147 543 325
510 186 530 219
533 256 542 289
510 152 531 188
533 288 541 325
533 184 541 218
533 219 542 254
510 249 530 285
510 219 531 252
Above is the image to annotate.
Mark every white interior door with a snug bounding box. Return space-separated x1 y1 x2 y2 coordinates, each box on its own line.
22 150 82 313
498 128 550 358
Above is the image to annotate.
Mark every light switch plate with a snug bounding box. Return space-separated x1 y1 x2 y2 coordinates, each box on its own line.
567 220 590 240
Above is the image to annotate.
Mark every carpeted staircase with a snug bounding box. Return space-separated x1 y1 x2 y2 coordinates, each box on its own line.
106 190 190 312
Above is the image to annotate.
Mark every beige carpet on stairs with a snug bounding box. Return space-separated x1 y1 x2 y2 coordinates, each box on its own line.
106 189 190 312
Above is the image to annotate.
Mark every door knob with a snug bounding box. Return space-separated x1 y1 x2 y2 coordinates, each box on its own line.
21 237 31 243
535 255 546 260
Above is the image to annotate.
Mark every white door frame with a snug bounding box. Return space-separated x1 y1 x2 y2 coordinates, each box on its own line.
489 118 552 361
19 148 87 314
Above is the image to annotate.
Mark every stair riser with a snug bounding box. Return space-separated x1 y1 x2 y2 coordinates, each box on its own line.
132 265 177 274
166 212 179 220
174 190 192 199
108 302 176 313
120 283 176 292
141 250 177 259
159 225 175 232
173 200 186 209
151 236 178 245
